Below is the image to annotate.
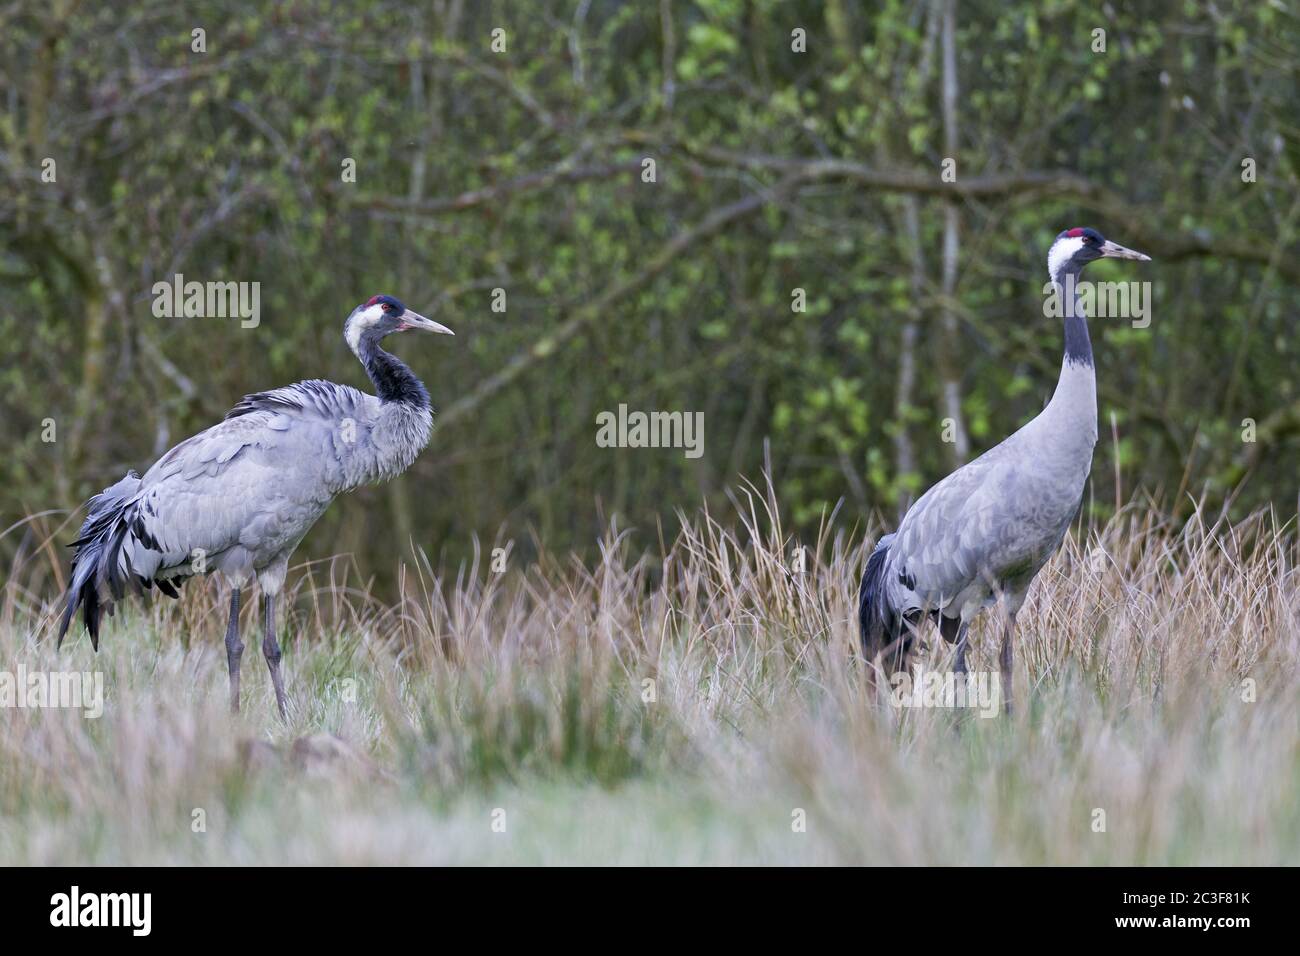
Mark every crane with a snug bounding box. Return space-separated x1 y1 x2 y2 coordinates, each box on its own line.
56 295 453 717
859 228 1150 712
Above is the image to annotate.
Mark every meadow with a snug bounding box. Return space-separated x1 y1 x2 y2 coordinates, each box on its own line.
1 487 1296 865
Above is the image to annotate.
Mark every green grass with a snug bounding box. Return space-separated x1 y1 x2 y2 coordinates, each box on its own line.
1 494 1297 864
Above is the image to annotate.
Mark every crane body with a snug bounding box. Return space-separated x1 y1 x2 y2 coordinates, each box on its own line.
56 295 453 716
860 229 1150 709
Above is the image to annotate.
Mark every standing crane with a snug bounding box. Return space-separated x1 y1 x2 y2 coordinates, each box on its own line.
859 228 1150 711
56 295 453 717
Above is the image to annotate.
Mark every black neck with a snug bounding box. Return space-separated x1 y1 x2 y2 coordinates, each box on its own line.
357 334 430 408
1054 264 1094 369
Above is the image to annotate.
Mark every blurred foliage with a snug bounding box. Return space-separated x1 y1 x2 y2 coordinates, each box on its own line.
0 0 1296 590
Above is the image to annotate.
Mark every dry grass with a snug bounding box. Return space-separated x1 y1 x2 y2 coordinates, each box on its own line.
0 486 1297 865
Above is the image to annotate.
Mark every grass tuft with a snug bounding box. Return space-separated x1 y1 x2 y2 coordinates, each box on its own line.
0 492 1296 864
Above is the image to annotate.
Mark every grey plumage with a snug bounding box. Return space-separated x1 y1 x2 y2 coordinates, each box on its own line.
860 228 1150 709
56 294 453 716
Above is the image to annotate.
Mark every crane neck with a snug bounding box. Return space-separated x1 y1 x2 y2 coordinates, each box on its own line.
1051 263 1094 370
1045 263 1097 434
355 333 430 409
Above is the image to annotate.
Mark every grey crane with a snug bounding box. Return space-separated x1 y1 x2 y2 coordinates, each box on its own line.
56 294 453 717
859 228 1150 711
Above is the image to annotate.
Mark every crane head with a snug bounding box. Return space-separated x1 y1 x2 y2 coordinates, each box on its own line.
1048 227 1151 283
346 294 454 355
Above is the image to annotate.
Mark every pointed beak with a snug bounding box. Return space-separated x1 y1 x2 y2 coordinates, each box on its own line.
1099 239 1151 262
397 310 454 335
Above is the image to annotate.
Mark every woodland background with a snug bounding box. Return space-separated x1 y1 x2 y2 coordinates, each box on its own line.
1 0 1296 589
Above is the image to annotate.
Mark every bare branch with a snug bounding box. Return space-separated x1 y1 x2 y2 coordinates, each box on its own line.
353 161 640 215
438 174 807 427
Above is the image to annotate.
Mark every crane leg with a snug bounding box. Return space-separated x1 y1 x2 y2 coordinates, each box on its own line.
939 615 969 674
225 588 244 713
953 624 970 675
261 593 288 720
999 612 1017 715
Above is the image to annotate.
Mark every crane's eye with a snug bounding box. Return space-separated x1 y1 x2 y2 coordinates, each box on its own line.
382 303 394 312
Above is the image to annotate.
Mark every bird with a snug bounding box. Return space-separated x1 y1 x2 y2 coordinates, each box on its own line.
859 227 1150 712
55 294 453 717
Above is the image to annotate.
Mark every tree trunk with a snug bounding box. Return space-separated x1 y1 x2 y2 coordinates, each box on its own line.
936 0 969 465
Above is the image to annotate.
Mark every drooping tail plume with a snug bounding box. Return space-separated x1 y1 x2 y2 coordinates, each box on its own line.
858 533 911 673
56 471 144 650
